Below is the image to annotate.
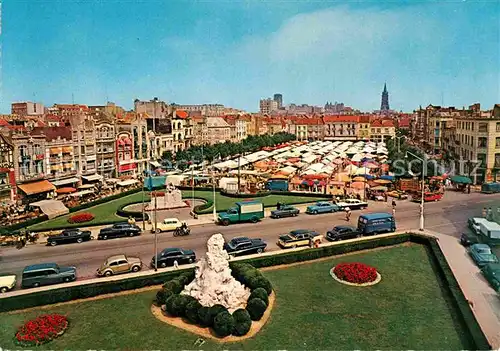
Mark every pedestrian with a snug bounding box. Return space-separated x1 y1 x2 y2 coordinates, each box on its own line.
487 207 493 220
345 207 351 221
467 184 471 194
392 200 396 208
482 207 487 218
173 260 179 269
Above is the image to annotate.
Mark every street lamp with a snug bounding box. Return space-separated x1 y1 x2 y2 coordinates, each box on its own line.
148 130 158 271
212 165 217 223
395 136 406 154
406 151 425 231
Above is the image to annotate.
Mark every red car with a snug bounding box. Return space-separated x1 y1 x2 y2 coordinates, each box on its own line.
413 192 443 202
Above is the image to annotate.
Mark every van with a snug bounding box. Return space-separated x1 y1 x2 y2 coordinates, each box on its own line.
357 212 396 235
21 263 77 289
478 221 500 240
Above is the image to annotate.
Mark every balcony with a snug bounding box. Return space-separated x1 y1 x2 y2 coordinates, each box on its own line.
18 173 45 182
97 149 115 154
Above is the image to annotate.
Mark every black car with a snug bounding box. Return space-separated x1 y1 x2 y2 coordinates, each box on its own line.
47 228 93 246
326 225 361 242
151 248 196 268
460 232 480 247
97 223 141 240
223 237 267 256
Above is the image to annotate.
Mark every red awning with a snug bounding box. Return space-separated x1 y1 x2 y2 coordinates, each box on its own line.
124 138 132 145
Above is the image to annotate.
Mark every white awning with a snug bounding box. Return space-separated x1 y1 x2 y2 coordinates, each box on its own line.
51 177 80 187
106 178 121 183
81 174 103 182
30 200 69 219
78 184 95 189
70 190 94 197
117 179 139 186
150 161 161 168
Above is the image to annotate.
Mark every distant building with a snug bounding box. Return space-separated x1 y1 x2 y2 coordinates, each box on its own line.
11 102 45 116
273 94 283 109
260 98 278 114
380 83 390 112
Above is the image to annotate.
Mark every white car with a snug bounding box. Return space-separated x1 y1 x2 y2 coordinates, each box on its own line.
468 217 489 234
0 274 17 293
154 218 184 233
335 198 368 210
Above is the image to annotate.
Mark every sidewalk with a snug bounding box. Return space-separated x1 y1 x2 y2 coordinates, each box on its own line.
423 230 500 349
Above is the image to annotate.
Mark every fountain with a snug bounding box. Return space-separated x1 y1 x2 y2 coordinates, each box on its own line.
146 182 188 210
182 233 251 311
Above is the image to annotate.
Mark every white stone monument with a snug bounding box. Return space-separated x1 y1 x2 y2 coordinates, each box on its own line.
182 233 250 311
146 182 187 210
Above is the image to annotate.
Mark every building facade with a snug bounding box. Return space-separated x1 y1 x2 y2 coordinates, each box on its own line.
0 132 16 201
95 113 117 178
11 102 45 116
70 114 97 176
370 119 396 143
206 117 231 145
259 98 278 114
323 116 359 141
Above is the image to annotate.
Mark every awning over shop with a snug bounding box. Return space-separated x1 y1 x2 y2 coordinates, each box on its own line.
150 161 162 168
78 184 95 189
62 146 73 153
70 190 94 197
81 174 103 182
117 179 139 187
50 147 62 154
51 177 79 187
18 180 56 195
30 199 69 219
106 178 121 183
450 175 472 184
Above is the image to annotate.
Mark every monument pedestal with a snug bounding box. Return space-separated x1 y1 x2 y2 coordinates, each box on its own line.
146 184 188 210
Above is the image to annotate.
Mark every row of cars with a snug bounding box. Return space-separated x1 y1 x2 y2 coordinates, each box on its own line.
461 217 500 293
271 198 369 218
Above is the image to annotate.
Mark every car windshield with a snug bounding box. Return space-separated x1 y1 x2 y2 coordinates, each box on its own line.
479 248 492 254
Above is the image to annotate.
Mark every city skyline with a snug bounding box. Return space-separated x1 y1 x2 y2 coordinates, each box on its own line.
1 1 498 113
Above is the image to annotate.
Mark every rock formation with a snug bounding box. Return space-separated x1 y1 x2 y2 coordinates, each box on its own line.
182 233 250 310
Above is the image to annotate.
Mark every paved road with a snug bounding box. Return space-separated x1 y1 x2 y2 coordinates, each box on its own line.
1 191 498 283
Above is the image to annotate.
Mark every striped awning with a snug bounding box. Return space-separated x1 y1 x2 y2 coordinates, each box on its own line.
50 147 62 154
62 146 73 153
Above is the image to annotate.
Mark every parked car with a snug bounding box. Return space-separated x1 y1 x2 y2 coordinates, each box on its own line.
468 244 499 267
468 217 489 235
97 255 143 276
21 263 76 288
460 232 480 246
270 205 300 218
98 223 141 240
277 229 322 248
0 274 17 293
357 212 396 235
335 199 368 210
151 248 196 268
386 190 408 200
47 228 92 246
155 218 183 233
481 263 500 292
412 192 443 202
326 225 361 242
305 202 340 215
223 237 267 256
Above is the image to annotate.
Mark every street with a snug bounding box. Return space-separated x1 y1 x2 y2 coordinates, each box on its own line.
1 191 498 283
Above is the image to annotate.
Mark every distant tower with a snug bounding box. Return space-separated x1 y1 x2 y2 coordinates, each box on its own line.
273 93 283 109
380 83 390 112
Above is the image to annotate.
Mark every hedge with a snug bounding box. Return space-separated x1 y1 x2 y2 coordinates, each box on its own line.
0 233 489 350
220 190 271 198
68 187 142 213
116 201 150 221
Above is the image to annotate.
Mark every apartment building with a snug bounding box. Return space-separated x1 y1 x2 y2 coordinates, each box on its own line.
222 116 247 142
116 112 149 176
358 115 371 140
323 116 359 141
428 115 455 154
11 102 45 116
259 98 278 114
206 117 231 144
264 117 285 135
0 132 16 201
173 104 228 117
134 98 169 118
70 114 98 177
370 119 396 143
95 113 117 178
287 117 324 141
190 115 207 145
172 110 193 152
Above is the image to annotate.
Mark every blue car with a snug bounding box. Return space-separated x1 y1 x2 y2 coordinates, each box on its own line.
468 244 499 267
305 202 340 215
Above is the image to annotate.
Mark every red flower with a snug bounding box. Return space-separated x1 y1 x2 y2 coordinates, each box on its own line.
333 262 378 284
68 212 95 224
15 314 68 346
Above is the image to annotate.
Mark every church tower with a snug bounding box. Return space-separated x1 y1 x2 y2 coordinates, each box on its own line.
380 83 390 112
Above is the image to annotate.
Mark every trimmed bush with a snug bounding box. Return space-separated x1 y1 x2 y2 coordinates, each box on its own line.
232 309 252 336
248 276 273 295
165 295 177 315
210 304 228 323
178 271 195 286
198 306 212 327
167 295 196 317
246 298 267 321
249 288 269 306
163 279 183 294
213 311 235 337
155 288 173 306
185 300 203 324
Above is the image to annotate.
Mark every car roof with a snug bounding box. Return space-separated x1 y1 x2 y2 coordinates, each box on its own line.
360 212 393 220
316 201 330 205
230 236 250 243
471 217 488 222
106 254 127 261
161 247 182 253
472 244 490 249
484 263 500 271
290 229 311 234
23 263 58 272
334 225 356 230
164 217 180 221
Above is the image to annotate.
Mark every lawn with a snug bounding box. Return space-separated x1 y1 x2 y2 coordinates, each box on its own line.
29 190 327 231
0 244 473 349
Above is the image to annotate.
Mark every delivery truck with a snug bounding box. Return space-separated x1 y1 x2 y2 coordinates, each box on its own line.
217 201 265 226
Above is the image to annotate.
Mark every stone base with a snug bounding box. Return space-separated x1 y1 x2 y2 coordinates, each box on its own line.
145 201 189 211
150 291 275 342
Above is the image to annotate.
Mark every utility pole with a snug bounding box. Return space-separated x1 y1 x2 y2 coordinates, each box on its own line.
154 187 158 271
237 154 241 194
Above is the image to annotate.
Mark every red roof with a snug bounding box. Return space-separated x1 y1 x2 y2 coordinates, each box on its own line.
176 110 188 119
291 117 323 125
31 126 72 141
371 119 395 127
46 114 62 121
322 115 361 123
0 119 9 126
398 117 411 128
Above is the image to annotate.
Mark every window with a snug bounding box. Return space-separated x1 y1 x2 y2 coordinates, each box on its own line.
496 123 500 132
495 154 500 168
33 144 42 154
19 145 28 157
478 137 487 148
117 260 128 265
109 261 118 267
496 137 500 148
478 123 488 133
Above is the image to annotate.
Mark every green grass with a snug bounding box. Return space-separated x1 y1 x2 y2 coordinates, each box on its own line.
29 190 326 231
0 244 473 349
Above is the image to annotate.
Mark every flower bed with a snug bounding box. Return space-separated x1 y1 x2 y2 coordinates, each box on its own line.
331 262 381 286
15 314 68 346
67 212 95 224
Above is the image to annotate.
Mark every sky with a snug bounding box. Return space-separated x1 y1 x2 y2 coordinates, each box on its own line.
0 0 499 113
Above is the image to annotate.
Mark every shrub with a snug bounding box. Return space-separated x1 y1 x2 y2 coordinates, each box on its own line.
67 212 94 224
249 288 269 306
171 295 197 317
232 309 252 336
155 288 173 306
246 298 267 321
185 300 203 324
163 279 183 294
165 295 178 316
198 306 212 327
177 271 195 286
213 311 235 337
248 276 273 295
238 269 262 286
210 304 228 323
